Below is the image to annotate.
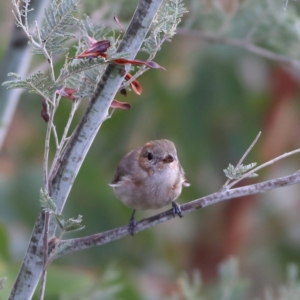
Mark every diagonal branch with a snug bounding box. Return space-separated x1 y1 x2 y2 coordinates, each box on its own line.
48 0 164 232
9 1 164 299
52 171 300 260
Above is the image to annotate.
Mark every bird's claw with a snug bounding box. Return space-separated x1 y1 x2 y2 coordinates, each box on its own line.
128 218 136 236
128 210 137 236
172 201 183 218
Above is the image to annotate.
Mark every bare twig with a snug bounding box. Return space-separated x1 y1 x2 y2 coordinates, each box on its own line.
222 131 261 189
236 132 261 169
227 148 300 189
49 99 80 177
43 101 55 189
12 0 41 49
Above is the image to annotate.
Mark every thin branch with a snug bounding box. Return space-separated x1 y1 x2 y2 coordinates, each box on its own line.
44 91 61 189
237 131 261 169
23 0 31 32
12 0 41 49
43 100 55 189
222 131 261 189
62 100 80 138
39 212 49 300
51 124 59 149
227 148 300 189
34 20 56 82
52 171 300 260
49 99 80 177
177 29 300 69
119 65 147 91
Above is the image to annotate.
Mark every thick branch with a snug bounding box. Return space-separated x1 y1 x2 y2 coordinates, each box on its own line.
53 172 300 259
9 1 163 299
49 0 163 234
177 29 300 69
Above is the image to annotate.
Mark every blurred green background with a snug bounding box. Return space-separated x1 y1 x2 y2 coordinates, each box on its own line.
1 0 300 299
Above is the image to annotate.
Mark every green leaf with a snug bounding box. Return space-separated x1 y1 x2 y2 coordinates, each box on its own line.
64 215 85 232
142 0 188 54
2 72 55 100
59 57 106 82
37 0 80 56
223 163 258 180
39 188 58 214
79 15 114 42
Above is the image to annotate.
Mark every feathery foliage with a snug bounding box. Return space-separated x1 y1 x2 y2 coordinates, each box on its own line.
40 188 58 214
5 0 188 105
34 0 80 55
12 0 33 27
168 259 300 300
65 66 101 99
217 258 250 299
59 56 107 82
142 0 188 54
2 72 55 100
79 16 114 44
224 163 258 180
60 265 123 300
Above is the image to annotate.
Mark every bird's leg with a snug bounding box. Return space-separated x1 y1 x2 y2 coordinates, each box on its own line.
128 210 137 236
172 201 183 218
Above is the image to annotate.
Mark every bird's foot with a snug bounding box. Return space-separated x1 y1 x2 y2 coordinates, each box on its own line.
128 210 137 236
172 201 183 218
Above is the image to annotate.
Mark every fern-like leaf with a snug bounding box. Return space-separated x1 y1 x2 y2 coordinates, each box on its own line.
36 0 80 55
59 57 107 81
39 189 58 214
2 72 55 100
223 163 258 180
66 67 101 99
79 15 114 43
64 215 85 232
142 0 188 54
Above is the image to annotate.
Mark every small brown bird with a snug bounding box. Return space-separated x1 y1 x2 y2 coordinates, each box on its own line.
110 139 190 235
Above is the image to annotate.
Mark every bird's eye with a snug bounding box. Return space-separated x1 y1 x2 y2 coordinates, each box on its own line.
147 152 153 161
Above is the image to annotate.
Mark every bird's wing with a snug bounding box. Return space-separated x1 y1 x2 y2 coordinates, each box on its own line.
111 147 141 184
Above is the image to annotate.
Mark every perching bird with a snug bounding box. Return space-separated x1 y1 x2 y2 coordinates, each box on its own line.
110 139 190 235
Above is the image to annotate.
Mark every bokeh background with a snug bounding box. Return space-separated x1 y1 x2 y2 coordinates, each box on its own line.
1 0 300 299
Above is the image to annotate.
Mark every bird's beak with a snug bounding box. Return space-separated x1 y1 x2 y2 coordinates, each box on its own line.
162 154 174 163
